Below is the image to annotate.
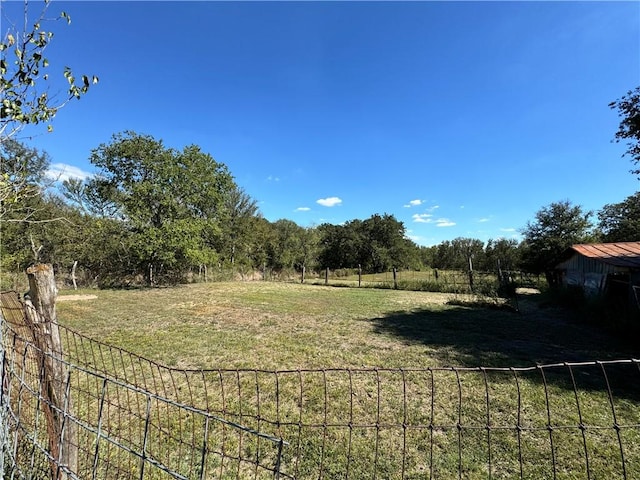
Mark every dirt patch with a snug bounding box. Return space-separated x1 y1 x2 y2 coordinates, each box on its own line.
516 287 541 295
57 294 98 302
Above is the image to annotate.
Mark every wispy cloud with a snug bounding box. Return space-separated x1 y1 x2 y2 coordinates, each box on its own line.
412 213 433 223
413 213 454 227
267 175 280 182
46 163 92 182
295 207 310 212
403 199 423 208
317 197 342 207
500 227 516 232
436 218 456 227
477 217 491 223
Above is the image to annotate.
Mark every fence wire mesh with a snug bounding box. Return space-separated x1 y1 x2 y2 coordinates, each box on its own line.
2 290 640 479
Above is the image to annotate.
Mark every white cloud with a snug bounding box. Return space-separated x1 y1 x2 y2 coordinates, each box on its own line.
411 213 433 223
412 213 433 223
478 217 491 223
436 218 456 227
403 199 423 208
46 163 92 182
500 227 516 232
267 175 280 182
295 207 311 212
317 196 342 207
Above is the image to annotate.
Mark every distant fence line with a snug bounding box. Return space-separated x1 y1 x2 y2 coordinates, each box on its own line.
2 287 640 479
230 267 544 296
1 265 544 293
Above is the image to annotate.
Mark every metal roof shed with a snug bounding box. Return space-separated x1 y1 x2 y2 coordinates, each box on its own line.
555 242 640 308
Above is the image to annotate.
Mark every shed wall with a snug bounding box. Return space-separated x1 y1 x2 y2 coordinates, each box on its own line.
556 255 626 275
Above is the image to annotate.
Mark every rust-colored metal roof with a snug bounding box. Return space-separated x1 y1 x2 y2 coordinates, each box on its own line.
570 242 640 269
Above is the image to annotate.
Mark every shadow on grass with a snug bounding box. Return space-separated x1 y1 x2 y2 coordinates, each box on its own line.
368 294 640 399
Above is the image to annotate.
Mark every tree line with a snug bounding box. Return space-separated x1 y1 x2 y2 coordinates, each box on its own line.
2 129 638 288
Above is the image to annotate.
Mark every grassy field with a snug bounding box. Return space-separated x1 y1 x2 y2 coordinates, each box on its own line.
50 282 640 479
56 281 635 370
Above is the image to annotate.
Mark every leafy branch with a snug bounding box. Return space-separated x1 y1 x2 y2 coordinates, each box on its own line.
0 0 98 141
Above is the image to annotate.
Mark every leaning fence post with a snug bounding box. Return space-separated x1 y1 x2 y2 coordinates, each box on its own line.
24 264 78 480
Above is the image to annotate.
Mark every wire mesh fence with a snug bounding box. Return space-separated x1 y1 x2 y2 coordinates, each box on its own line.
2 290 640 479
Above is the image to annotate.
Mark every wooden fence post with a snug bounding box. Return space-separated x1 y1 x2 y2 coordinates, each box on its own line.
393 268 398 289
325 268 329 285
71 261 78 291
24 264 77 480
358 264 362 287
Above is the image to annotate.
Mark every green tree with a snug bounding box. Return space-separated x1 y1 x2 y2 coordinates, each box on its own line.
245 216 277 271
3 194 85 266
432 240 456 270
269 219 305 271
418 245 436 269
610 86 640 175
360 214 410 272
1 0 97 141
85 131 235 284
297 226 319 275
317 214 414 273
597 192 640 242
520 200 594 277
482 238 521 272
1 0 98 277
0 139 50 222
317 221 362 270
449 237 484 271
216 186 260 267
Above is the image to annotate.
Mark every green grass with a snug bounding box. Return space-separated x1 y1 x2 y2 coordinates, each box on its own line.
49 282 640 479
56 282 635 370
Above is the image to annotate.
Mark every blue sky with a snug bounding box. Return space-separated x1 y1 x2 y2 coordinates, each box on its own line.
5 1 639 246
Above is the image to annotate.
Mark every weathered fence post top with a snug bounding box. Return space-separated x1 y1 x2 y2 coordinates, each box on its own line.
26 263 58 324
